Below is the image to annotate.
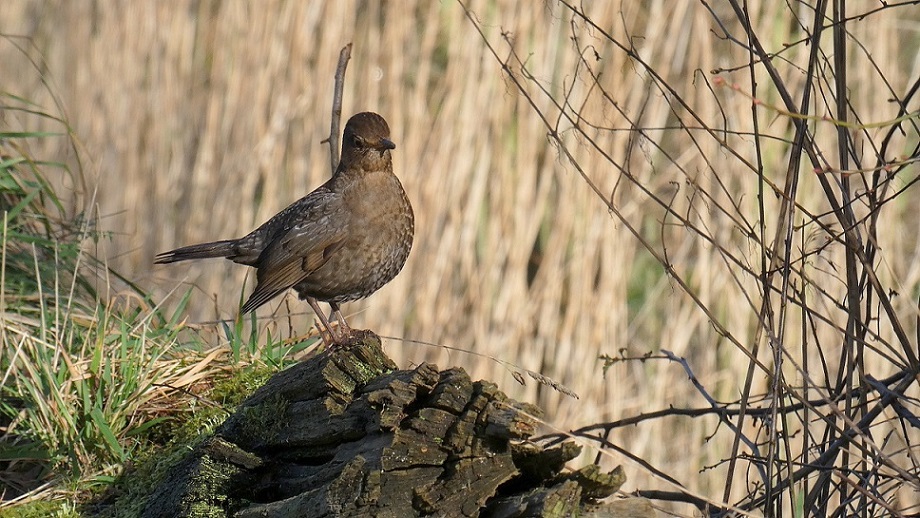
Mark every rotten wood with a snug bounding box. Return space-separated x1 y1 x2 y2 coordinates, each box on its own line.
141 331 648 517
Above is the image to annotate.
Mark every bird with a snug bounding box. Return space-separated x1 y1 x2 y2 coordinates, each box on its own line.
155 112 414 344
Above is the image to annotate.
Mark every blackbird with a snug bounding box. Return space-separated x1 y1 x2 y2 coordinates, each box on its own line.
155 112 414 343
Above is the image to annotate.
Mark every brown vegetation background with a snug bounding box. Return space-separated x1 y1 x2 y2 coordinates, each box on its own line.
2 0 918 509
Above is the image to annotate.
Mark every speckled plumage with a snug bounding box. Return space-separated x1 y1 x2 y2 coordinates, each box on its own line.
155 112 414 341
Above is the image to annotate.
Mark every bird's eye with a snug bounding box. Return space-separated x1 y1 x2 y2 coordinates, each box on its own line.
352 135 362 147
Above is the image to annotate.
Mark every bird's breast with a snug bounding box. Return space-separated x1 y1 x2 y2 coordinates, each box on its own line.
296 171 413 303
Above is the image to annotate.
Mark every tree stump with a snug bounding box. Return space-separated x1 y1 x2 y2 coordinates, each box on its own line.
141 330 649 517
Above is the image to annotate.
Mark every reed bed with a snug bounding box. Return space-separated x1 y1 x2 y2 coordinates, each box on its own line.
2 0 918 514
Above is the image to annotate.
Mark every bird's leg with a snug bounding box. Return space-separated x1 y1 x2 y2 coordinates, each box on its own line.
306 296 338 345
329 302 352 338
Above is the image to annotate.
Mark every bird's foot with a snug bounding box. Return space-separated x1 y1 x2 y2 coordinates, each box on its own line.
326 328 375 350
311 321 354 349
325 324 357 349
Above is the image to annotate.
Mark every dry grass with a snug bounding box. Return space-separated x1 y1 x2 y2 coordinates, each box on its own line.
2 0 918 514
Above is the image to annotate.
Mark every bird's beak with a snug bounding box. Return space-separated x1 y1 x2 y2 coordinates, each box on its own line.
379 138 396 150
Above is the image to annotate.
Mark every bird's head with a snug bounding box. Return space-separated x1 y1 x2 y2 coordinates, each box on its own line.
339 112 396 172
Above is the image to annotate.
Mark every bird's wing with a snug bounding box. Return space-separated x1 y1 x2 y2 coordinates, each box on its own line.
239 191 347 313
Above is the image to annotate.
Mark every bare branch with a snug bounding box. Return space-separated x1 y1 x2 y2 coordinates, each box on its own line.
325 43 353 174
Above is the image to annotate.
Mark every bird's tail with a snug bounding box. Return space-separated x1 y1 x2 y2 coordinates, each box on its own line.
154 239 238 264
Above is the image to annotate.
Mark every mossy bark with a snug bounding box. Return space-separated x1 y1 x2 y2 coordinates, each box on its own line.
140 330 648 517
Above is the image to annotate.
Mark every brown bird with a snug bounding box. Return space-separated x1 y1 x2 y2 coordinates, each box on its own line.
155 112 414 344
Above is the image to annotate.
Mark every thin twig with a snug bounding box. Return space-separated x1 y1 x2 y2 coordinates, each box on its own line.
379 334 579 399
326 43 353 174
